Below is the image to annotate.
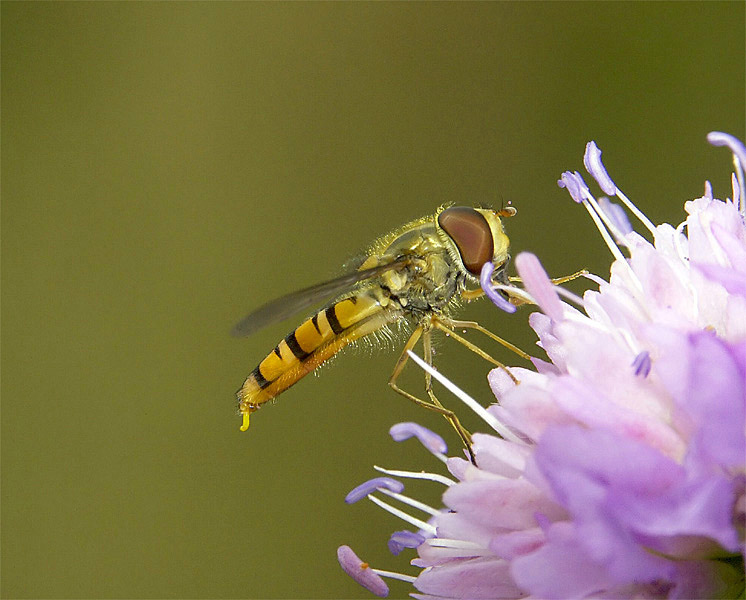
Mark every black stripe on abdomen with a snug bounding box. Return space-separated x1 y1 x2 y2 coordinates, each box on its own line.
311 313 322 335
285 331 311 360
325 306 344 335
252 365 272 389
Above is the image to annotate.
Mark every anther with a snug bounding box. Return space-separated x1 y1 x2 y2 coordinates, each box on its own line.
389 422 448 455
345 477 405 504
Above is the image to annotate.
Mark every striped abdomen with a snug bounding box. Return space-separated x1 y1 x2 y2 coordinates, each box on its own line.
238 291 395 430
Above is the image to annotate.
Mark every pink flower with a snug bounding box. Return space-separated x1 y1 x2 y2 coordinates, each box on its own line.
338 133 746 599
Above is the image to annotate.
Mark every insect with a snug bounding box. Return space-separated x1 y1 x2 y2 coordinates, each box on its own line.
233 205 528 458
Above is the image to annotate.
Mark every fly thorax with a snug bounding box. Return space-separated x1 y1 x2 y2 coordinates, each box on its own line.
381 268 409 293
406 252 462 311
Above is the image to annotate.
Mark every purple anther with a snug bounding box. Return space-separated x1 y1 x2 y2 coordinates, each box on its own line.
598 197 633 235
388 530 426 556
337 545 389 598
514 252 563 322
389 422 448 454
583 141 617 196
707 132 746 174
632 351 651 378
345 477 404 504
480 261 517 314
558 170 590 204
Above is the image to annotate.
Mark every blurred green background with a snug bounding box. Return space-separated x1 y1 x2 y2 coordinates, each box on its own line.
2 2 743 598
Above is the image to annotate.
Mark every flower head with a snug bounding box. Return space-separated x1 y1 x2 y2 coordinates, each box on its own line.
338 134 746 599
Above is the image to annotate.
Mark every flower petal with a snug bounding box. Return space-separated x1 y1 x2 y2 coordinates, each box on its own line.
415 557 522 599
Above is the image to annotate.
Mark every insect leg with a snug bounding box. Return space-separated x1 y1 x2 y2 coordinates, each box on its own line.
439 317 531 362
508 268 589 286
463 269 589 305
389 323 476 464
432 317 520 384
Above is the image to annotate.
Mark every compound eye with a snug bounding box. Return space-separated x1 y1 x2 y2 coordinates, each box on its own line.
438 207 494 276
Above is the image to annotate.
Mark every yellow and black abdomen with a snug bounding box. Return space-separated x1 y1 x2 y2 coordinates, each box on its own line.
237 291 395 430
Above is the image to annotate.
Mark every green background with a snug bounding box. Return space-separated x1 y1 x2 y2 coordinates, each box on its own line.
2 2 743 598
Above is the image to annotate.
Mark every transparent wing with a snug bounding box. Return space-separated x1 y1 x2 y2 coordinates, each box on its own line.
231 258 409 337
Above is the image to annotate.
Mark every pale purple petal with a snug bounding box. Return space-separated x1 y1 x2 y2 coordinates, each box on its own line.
527 311 569 372
421 511 494 554
515 253 563 321
488 528 545 560
630 475 739 554
535 426 683 582
695 263 746 298
547 375 683 457
415 557 522 599
511 522 613 598
446 456 471 482
667 332 745 471
469 433 528 478
710 221 746 273
443 478 566 532
337 545 389 597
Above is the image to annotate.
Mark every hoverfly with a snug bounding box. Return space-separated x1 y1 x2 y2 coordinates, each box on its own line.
233 205 528 459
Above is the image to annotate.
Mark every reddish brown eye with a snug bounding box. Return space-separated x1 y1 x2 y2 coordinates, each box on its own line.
438 207 493 275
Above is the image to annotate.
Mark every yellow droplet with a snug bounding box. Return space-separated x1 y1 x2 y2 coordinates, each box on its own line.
240 412 251 432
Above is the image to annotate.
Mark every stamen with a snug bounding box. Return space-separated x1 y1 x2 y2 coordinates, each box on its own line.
373 465 456 487
583 272 608 287
708 131 746 217
425 538 485 550
514 253 563 321
704 180 714 200
598 197 633 236
674 221 689 264
583 140 656 235
558 170 585 203
583 192 633 255
491 282 534 305
379 488 441 517
367 493 437 534
346 477 404 504
561 171 629 261
612 187 658 235
370 569 416 584
732 172 741 208
406 350 524 444
583 141 617 196
559 171 644 293
554 285 586 309
708 131 746 176
389 422 447 455
735 157 745 216
337 545 390 597
480 262 517 313
632 351 652 377
388 530 426 555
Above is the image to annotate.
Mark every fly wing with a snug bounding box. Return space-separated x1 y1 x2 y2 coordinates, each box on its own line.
231 258 409 337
